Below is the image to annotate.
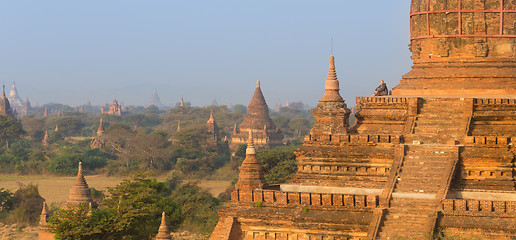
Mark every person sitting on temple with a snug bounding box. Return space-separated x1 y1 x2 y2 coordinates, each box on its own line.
372 80 389 96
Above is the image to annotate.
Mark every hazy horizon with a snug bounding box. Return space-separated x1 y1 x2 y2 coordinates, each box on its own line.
1 1 412 107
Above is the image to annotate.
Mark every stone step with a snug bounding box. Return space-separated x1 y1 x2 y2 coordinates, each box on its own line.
415 116 465 122
402 159 450 165
413 130 464 136
415 114 465 118
377 230 431 240
413 123 464 129
394 187 440 194
394 186 441 194
398 168 447 175
398 170 446 176
413 128 464 135
401 162 448 168
377 210 436 239
389 198 437 209
396 176 444 183
405 151 454 156
404 137 462 145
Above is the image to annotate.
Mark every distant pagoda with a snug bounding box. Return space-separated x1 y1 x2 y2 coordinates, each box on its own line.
148 88 164 108
21 97 31 116
102 98 123 116
230 80 284 150
8 82 23 110
206 109 220 147
90 118 105 149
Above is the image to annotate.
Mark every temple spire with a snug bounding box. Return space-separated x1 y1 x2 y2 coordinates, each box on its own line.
233 123 238 134
39 202 48 229
97 118 105 136
320 55 344 102
234 130 266 193
155 212 172 240
42 130 49 146
208 109 214 123
1 85 5 99
246 130 255 155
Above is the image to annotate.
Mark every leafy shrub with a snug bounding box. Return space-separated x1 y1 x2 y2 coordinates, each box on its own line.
1 184 44 225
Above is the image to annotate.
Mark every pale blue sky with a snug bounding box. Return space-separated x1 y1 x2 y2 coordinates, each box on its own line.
0 1 411 107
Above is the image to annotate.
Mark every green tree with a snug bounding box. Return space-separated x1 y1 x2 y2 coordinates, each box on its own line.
49 205 118 240
55 116 85 137
46 145 109 175
20 117 45 138
0 188 13 212
122 133 173 171
49 173 182 240
257 148 297 184
102 173 182 239
170 182 221 234
2 184 45 225
123 114 161 127
0 116 24 147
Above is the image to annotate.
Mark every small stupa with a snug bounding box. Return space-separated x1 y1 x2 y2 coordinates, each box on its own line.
155 212 172 240
62 162 97 209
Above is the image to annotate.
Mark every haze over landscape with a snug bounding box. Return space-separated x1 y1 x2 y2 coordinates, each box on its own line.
0 1 411 107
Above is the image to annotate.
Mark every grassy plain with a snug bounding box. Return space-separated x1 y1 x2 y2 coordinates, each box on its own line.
0 174 230 204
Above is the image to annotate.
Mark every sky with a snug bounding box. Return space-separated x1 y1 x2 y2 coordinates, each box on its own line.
0 1 412 108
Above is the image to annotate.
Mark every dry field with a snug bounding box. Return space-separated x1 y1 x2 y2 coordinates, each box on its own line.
0 175 230 204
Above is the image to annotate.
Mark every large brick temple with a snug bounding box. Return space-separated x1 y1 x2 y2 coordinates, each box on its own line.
211 0 515 239
230 80 284 150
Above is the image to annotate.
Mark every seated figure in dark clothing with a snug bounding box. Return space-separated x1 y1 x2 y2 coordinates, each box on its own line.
373 80 389 96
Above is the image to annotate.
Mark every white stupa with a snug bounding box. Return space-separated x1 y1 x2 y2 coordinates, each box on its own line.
8 82 23 110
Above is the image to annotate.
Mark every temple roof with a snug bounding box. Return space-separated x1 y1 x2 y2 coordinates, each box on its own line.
238 80 276 130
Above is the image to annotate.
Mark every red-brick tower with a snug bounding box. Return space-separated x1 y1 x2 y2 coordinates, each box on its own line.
233 131 267 196
310 55 351 136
